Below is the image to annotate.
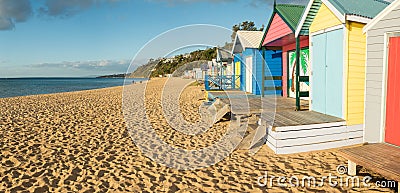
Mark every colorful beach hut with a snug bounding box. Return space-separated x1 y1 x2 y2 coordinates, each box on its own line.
232 31 282 95
260 4 308 109
216 48 233 76
296 0 389 128
335 1 400 188
340 0 400 186
362 0 400 146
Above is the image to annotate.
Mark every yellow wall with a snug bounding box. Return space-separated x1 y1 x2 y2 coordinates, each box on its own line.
309 2 366 125
345 21 366 125
310 3 342 33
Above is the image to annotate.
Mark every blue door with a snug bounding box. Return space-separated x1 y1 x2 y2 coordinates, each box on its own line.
311 29 343 118
312 33 327 114
325 29 343 118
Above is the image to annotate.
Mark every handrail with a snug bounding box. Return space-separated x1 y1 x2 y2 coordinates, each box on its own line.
205 75 241 91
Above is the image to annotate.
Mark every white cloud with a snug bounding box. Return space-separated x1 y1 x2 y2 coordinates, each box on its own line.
30 59 132 72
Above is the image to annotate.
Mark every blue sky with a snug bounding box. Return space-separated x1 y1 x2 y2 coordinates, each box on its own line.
0 0 309 77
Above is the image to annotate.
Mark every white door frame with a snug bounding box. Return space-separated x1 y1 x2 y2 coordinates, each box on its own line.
379 32 400 143
245 56 253 93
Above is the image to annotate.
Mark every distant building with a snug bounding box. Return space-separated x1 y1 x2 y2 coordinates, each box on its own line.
216 48 233 76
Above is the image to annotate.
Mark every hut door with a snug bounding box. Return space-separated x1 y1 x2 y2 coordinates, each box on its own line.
311 29 343 118
312 33 327 114
385 36 400 147
245 57 253 93
325 29 343 118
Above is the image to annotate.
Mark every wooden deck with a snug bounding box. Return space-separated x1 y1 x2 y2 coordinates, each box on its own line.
265 110 344 129
339 143 400 183
207 90 260 99
208 91 342 127
207 91 363 154
208 91 309 114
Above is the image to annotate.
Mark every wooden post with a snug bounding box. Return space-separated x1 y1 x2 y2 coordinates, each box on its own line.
295 36 301 111
262 47 266 97
348 160 357 176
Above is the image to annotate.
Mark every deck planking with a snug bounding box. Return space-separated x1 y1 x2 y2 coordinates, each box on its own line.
339 143 400 182
208 91 343 128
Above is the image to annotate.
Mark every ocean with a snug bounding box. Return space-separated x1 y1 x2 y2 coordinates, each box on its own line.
0 78 147 98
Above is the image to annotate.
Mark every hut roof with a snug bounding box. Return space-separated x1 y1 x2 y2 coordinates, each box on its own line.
296 0 390 37
275 4 306 30
363 0 399 32
328 0 390 19
232 31 264 54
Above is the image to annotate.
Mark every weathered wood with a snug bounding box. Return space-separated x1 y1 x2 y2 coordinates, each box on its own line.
208 91 345 127
213 104 229 124
207 91 358 155
250 122 267 149
339 143 400 182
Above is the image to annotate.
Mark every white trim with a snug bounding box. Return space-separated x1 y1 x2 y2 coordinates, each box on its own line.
274 121 346 132
380 32 389 143
268 125 347 139
325 24 344 33
309 34 314 109
363 32 369 143
346 15 371 24
363 0 400 33
231 34 240 54
321 0 346 23
245 56 253 93
267 137 363 154
380 32 400 143
295 0 316 37
342 23 348 120
268 130 362 148
310 24 343 36
311 29 325 36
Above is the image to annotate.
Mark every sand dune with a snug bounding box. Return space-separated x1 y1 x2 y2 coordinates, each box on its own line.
0 78 395 192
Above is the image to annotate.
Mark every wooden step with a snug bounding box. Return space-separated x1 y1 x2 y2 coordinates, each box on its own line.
212 104 230 124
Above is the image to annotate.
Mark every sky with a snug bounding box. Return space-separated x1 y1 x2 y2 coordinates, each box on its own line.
0 0 310 78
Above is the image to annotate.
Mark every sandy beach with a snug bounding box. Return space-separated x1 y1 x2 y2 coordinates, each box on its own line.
0 78 395 192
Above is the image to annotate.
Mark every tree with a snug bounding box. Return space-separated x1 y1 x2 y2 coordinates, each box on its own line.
231 21 264 41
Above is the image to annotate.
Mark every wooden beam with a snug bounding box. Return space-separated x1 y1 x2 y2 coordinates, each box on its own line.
299 76 309 82
300 91 309 98
265 46 282 51
295 36 301 111
262 47 266 97
265 86 282 91
265 76 283 80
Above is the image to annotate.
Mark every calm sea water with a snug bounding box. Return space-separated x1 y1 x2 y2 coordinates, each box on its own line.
0 78 147 98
